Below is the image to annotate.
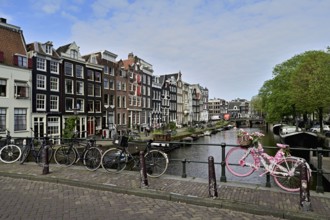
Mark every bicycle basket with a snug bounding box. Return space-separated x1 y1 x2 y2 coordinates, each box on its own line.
237 135 252 147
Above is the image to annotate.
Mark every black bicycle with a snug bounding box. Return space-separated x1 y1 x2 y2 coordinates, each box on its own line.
0 129 22 163
101 136 169 177
19 128 54 166
54 131 102 171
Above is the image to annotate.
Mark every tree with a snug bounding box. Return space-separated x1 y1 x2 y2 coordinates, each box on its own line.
291 50 330 132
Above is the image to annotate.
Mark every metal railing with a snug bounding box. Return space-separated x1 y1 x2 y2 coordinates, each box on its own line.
161 141 330 193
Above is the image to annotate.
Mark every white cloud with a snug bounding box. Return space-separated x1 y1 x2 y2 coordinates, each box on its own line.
66 0 330 99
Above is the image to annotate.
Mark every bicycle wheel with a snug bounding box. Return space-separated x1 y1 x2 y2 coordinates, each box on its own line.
273 157 302 192
101 148 127 172
144 150 169 178
54 145 77 166
225 147 255 177
83 147 102 171
37 146 54 165
0 144 22 163
19 144 31 164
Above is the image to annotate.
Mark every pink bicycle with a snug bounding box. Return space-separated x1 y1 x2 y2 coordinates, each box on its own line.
225 130 311 192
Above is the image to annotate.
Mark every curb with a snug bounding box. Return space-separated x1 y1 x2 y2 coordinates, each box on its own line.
0 171 327 220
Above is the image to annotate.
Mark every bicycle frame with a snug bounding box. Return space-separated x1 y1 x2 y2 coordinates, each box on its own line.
239 143 310 178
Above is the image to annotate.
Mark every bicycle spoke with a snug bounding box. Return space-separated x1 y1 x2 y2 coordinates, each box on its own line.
84 147 102 171
144 150 168 178
101 148 127 173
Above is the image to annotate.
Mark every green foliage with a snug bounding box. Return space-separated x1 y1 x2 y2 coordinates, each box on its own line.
168 121 177 130
63 116 77 139
258 49 330 125
186 127 195 133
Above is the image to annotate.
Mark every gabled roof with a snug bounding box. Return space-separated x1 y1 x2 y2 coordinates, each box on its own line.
56 43 71 54
26 41 61 60
0 19 27 66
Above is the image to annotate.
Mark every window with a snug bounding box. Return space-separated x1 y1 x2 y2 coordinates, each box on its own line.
45 45 52 55
88 101 94 112
70 49 78 59
104 66 109 74
117 113 121 125
87 70 94 81
110 67 114 76
104 78 109 89
0 108 6 132
95 101 101 112
16 55 28 68
36 94 46 111
95 85 101 97
122 96 126 108
0 79 7 97
116 81 121 90
47 117 59 137
76 81 84 95
50 95 59 111
65 79 73 94
95 72 101 82
50 77 59 91
14 108 27 131
36 75 46 89
122 113 126 125
64 62 73 76
65 98 74 111
109 94 114 105
110 79 114 90
50 61 58 74
117 96 121 108
88 84 94 96
77 99 84 112
14 81 29 98
104 94 109 105
76 65 83 78
37 58 46 71
122 82 126 91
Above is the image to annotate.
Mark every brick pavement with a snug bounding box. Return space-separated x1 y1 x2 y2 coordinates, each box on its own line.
0 162 329 220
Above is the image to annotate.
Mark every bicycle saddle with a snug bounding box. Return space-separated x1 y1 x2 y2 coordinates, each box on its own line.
276 143 289 148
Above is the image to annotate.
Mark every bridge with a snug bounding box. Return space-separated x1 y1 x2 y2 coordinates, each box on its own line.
230 118 265 128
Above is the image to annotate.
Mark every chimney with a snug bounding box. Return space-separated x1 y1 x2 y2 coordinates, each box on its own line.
0 18 7 23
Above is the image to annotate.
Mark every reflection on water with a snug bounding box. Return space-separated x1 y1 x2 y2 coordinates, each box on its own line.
167 127 277 186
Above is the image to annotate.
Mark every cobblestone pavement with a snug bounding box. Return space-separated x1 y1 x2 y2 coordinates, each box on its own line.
0 162 329 220
0 177 283 220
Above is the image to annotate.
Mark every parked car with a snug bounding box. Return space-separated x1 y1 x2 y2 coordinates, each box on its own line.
309 125 330 133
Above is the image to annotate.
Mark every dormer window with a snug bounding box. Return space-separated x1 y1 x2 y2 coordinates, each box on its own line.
70 49 78 59
45 45 52 55
91 56 97 64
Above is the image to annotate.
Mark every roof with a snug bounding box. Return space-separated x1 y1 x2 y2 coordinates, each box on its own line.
0 19 27 66
26 41 61 60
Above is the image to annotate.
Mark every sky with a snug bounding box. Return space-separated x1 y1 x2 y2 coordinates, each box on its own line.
1 0 330 101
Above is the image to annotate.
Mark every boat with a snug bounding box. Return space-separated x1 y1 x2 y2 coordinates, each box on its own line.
272 124 286 136
203 131 211 136
279 131 320 162
279 125 302 135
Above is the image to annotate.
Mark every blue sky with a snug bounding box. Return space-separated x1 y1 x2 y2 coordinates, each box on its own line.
1 0 330 100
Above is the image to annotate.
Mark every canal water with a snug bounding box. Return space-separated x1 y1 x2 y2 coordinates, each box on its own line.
167 127 278 186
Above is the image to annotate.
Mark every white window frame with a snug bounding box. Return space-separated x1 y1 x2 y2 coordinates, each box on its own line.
37 57 46 71
50 61 59 74
50 95 59 111
50 77 59 91
64 62 73 76
76 81 84 95
36 94 46 111
36 75 46 90
65 79 73 94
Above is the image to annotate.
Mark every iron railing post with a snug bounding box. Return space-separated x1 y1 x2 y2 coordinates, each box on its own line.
300 162 311 211
220 142 227 182
181 158 187 178
266 172 271 188
208 156 218 198
316 147 324 193
139 151 148 188
42 145 49 175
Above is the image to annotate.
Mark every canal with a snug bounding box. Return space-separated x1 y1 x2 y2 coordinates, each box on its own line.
166 127 279 187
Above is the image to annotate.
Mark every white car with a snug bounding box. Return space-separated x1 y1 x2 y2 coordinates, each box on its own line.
310 125 330 133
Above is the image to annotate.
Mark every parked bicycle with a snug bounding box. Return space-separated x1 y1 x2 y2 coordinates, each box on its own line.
101 135 169 177
19 128 54 165
0 129 22 163
54 131 102 171
225 129 311 192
